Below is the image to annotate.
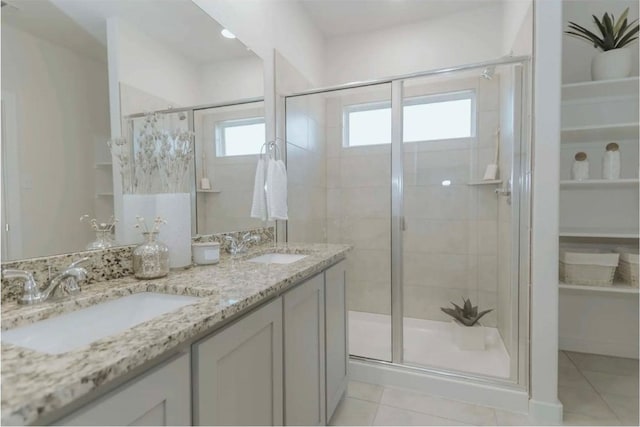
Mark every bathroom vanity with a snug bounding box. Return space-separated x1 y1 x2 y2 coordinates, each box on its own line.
1 244 350 426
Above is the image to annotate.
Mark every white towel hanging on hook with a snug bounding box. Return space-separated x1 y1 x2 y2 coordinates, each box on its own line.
251 140 288 221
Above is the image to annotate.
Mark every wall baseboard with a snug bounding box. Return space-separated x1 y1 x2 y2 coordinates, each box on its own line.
529 398 563 425
560 337 639 359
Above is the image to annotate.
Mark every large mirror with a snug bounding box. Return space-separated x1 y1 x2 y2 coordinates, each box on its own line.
1 0 265 261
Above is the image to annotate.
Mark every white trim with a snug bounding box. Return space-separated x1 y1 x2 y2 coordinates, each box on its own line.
529 399 563 425
530 1 563 423
349 359 530 414
1 91 23 259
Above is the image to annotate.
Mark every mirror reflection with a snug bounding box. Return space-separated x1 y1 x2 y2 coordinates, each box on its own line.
1 0 265 261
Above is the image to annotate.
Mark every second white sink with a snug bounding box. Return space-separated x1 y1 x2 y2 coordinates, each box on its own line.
247 253 308 264
1 292 200 354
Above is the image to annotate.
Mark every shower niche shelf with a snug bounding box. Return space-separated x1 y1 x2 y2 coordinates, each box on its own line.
559 227 639 239
196 189 221 194
467 180 502 186
561 122 639 144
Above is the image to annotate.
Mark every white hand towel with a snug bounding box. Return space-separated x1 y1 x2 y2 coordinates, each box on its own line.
250 157 267 220
266 159 288 221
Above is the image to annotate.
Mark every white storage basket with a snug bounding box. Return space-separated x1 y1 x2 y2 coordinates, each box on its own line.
616 249 639 287
559 251 619 286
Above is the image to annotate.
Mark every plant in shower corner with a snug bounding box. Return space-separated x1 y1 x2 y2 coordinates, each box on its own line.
440 298 493 327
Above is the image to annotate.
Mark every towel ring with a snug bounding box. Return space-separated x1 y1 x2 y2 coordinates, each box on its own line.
260 139 282 161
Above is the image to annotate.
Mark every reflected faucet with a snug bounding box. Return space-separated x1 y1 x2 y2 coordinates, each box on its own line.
3 257 90 305
225 233 261 255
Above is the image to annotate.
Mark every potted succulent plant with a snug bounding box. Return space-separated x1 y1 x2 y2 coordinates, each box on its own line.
565 8 639 81
441 298 493 350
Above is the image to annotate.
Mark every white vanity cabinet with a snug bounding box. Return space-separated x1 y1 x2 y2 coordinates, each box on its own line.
56 352 191 426
193 297 284 426
283 273 326 426
324 260 348 422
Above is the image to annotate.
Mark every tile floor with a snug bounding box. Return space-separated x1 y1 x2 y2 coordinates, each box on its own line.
330 351 639 426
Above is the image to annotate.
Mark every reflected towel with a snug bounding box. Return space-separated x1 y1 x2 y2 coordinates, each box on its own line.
250 158 267 220
266 159 288 221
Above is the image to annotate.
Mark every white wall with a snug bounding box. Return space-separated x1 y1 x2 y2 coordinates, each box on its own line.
324 4 504 85
192 0 325 86
199 56 264 105
503 0 533 55
562 0 640 83
116 20 200 108
1 24 109 259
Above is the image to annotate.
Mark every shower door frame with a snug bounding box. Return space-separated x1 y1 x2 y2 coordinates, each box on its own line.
284 56 532 390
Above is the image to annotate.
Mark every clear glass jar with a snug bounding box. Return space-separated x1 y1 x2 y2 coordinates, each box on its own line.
133 232 170 279
86 229 115 250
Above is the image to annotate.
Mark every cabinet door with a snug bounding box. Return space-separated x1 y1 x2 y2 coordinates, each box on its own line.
56 352 190 426
194 297 283 426
284 273 326 426
325 261 348 421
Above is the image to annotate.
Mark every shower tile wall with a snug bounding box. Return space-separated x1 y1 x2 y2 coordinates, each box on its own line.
402 76 501 328
325 88 392 316
286 94 327 243
194 104 272 234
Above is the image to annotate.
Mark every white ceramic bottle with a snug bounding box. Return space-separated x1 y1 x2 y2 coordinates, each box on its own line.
602 142 621 180
571 152 589 181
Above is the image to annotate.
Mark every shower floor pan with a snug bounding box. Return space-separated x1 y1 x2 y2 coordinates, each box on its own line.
349 310 510 378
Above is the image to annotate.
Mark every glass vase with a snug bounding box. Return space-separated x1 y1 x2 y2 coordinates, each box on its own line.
133 232 170 279
86 229 115 250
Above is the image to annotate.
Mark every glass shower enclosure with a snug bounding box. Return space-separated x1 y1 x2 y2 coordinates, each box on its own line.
285 58 530 387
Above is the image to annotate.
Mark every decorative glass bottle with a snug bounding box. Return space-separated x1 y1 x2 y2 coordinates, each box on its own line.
133 232 170 279
86 228 116 250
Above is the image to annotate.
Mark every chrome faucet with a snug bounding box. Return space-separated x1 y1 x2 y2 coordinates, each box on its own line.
225 233 261 255
3 257 90 305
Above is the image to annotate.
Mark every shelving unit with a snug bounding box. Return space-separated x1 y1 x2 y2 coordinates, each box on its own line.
559 227 639 239
561 122 639 143
560 281 639 295
560 178 639 188
558 77 639 359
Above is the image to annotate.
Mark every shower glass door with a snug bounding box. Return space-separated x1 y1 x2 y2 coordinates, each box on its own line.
285 83 393 362
398 64 526 382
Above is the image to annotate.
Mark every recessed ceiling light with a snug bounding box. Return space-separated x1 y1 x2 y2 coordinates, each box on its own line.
221 29 236 39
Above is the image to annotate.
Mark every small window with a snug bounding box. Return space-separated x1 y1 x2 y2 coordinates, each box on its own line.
216 117 266 157
343 103 391 147
343 90 475 147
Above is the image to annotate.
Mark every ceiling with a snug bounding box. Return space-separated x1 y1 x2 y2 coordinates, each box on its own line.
2 0 255 65
299 0 502 37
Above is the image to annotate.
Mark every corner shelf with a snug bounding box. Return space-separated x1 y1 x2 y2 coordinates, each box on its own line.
559 281 639 295
560 178 640 188
560 227 639 239
562 77 640 101
467 180 502 186
561 122 639 144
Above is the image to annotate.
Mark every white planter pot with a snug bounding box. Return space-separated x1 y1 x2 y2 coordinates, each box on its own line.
591 48 633 81
451 320 486 351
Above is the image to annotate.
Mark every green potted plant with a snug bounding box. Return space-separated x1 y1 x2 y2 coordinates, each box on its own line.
565 8 639 81
441 298 493 350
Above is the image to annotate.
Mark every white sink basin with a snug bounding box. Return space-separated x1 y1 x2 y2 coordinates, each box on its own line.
247 253 308 264
1 292 200 354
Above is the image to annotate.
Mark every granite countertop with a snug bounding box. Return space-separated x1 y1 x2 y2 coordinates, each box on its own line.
1 243 350 425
